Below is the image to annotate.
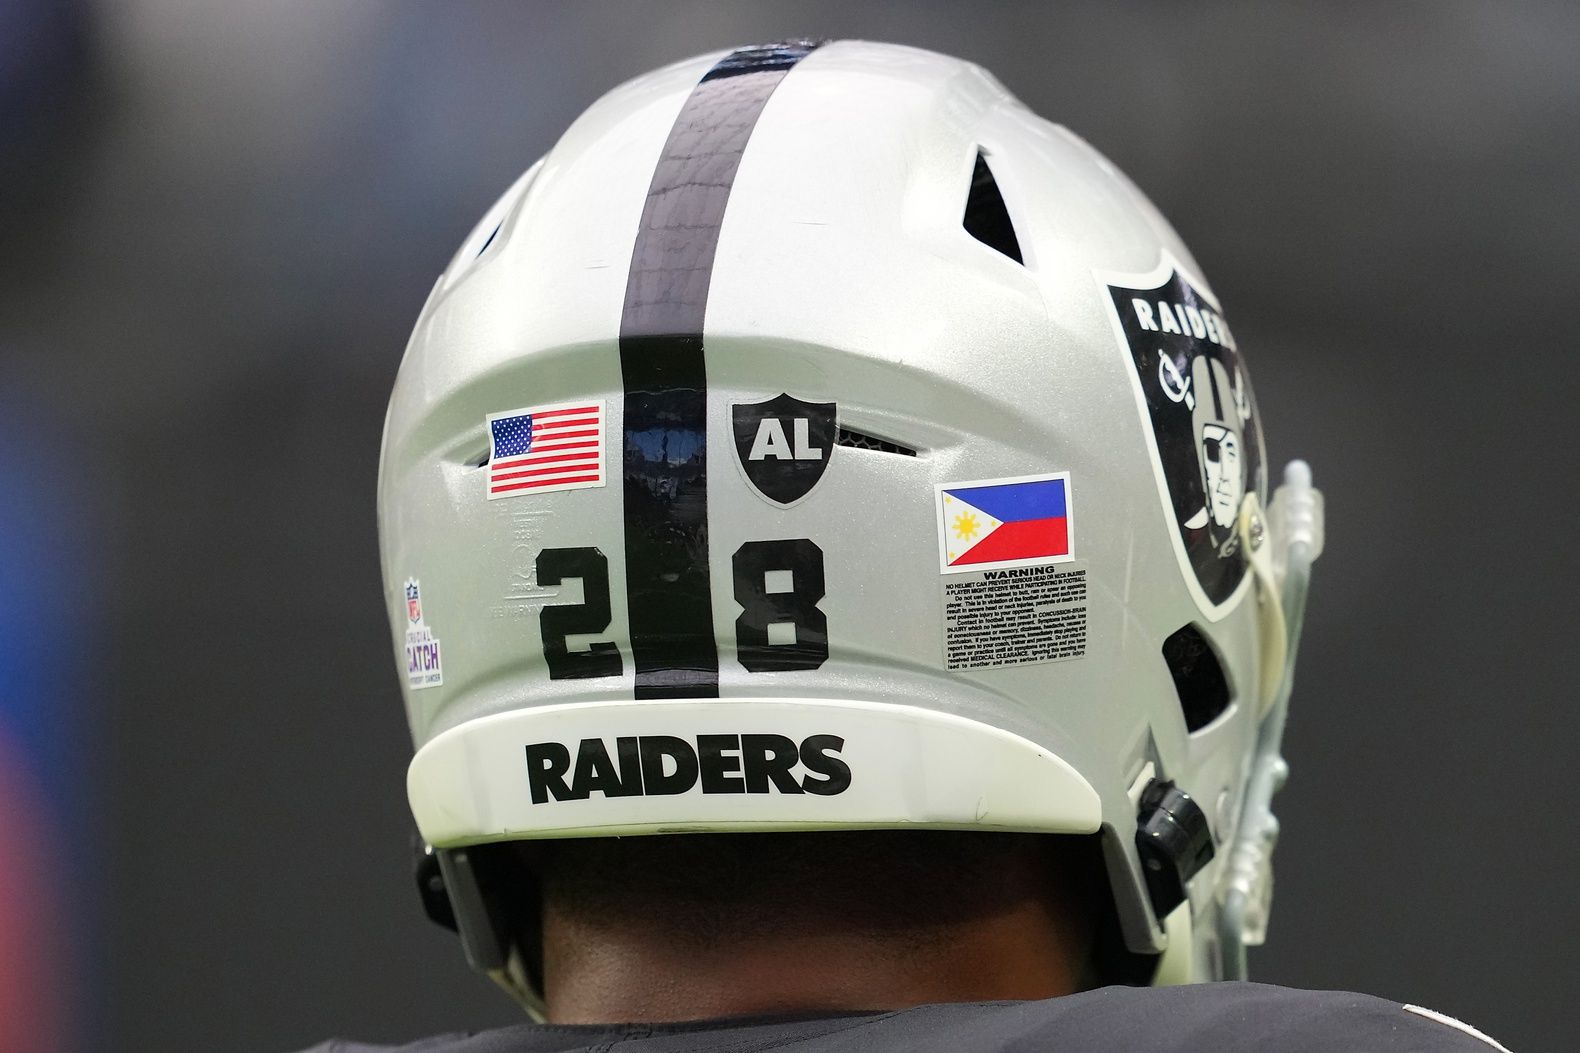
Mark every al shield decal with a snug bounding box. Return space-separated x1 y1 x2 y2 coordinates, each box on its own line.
731 393 836 506
1104 261 1266 611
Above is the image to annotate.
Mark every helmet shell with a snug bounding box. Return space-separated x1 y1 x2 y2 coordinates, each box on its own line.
379 40 1275 983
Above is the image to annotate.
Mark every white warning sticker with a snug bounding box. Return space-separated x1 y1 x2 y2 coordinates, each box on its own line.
943 562 1089 671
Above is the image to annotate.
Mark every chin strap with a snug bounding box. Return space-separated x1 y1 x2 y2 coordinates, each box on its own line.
426 845 549 1018
1219 460 1324 980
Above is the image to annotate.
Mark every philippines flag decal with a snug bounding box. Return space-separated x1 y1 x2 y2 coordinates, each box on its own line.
486 400 606 500
935 472 1074 573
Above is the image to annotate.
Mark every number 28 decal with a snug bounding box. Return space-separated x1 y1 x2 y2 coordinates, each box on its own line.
536 540 828 680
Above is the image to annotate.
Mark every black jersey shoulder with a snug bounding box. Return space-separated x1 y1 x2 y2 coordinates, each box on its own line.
293 983 1509 1053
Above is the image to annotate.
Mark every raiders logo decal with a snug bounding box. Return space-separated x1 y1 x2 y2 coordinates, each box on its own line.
730 393 836 506
1102 258 1266 614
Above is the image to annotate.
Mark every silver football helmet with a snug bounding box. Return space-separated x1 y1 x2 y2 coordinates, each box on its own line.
377 39 1324 1010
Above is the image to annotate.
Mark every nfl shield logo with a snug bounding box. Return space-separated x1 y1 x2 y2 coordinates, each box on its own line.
405 580 422 623
730 393 836 506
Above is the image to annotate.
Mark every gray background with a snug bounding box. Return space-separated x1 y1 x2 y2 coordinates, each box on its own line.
3 2 1574 1051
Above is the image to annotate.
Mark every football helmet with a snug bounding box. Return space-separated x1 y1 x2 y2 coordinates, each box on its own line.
378 39 1324 1010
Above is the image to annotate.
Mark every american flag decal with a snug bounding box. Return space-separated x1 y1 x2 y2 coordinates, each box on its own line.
485 400 606 500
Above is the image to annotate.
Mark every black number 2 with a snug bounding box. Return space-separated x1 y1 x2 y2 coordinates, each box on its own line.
732 539 829 672
536 547 623 680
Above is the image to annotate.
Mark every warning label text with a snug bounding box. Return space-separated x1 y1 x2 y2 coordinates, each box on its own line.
943 563 1088 670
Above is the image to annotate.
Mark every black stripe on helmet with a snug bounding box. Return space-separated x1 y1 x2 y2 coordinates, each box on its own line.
618 40 823 699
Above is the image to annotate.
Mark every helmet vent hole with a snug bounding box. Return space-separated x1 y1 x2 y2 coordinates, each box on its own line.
1162 624 1232 733
963 150 1022 264
835 427 916 456
476 220 503 258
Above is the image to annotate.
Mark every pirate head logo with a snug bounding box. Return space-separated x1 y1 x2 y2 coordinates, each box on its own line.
1188 356 1251 545
731 393 836 506
1107 264 1265 610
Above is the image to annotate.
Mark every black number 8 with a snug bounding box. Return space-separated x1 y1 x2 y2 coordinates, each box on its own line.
732 539 828 672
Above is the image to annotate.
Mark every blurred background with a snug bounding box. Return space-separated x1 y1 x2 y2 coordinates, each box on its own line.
2 1 1574 1050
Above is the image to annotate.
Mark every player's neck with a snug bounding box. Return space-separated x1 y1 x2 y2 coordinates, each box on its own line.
540 892 1090 1024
